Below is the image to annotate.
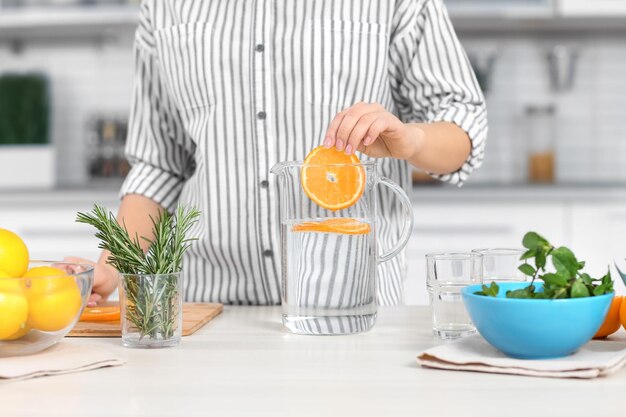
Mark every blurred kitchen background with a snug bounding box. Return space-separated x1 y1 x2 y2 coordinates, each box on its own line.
2 0 626 304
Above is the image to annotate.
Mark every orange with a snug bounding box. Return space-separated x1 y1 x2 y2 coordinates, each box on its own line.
293 218 371 235
594 295 623 339
24 266 82 332
80 306 121 322
621 296 626 331
301 146 365 211
0 270 28 340
0 228 29 278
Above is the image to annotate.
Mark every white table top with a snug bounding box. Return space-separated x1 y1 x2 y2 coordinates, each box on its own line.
3 306 626 417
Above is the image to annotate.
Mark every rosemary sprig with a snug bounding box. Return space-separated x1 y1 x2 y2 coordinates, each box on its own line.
76 204 200 340
75 205 146 274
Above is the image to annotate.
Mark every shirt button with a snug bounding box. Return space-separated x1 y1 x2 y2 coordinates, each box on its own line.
263 250 273 258
257 111 266 120
260 180 269 188
255 44 265 52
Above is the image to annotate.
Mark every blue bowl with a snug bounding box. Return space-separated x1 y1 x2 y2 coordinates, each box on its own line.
461 282 614 359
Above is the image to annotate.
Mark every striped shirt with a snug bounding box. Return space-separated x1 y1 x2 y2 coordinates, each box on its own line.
120 0 487 306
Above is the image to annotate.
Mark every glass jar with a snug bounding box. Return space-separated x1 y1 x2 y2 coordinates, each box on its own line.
525 104 556 184
118 272 183 348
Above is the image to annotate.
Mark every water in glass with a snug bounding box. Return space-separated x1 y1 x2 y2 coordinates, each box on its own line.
428 284 476 339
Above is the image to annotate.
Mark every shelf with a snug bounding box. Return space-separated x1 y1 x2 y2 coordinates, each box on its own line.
2 5 626 42
0 5 138 41
451 15 626 35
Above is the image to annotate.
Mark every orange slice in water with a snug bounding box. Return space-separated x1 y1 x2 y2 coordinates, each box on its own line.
292 218 371 235
301 146 365 211
79 305 121 322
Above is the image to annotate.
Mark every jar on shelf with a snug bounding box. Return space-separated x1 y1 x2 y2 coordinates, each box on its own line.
525 104 556 184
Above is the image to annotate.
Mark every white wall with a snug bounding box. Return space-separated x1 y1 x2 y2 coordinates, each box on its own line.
462 36 626 184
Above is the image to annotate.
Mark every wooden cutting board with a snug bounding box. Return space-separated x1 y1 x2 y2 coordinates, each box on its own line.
68 303 223 337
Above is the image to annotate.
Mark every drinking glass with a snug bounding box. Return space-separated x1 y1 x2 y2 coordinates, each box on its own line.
426 253 483 339
471 248 528 283
118 272 183 348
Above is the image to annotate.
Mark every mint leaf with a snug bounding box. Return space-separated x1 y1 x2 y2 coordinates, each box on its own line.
580 273 593 286
506 285 536 299
522 232 549 251
520 249 536 260
518 263 536 277
593 284 607 296
542 273 568 287
552 247 580 277
474 282 499 297
551 287 568 299
571 279 590 298
535 250 547 271
596 270 613 295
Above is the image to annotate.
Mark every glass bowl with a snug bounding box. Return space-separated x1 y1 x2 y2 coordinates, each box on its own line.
0 260 94 357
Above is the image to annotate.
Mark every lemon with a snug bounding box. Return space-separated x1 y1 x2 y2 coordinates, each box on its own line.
24 267 82 332
0 270 28 340
23 266 74 296
0 228 29 278
4 325 30 340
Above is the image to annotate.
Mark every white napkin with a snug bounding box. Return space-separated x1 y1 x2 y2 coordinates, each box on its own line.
417 335 626 379
0 342 124 382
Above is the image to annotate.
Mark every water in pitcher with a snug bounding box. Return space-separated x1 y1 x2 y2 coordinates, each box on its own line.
281 218 377 335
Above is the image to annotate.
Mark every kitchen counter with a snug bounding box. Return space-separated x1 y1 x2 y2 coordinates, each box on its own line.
3 306 626 417
0 184 121 208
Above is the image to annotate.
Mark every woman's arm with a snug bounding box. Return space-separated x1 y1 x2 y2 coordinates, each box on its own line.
323 0 487 184
407 122 471 174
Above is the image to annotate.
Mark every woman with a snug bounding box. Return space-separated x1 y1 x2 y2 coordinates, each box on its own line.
71 0 487 306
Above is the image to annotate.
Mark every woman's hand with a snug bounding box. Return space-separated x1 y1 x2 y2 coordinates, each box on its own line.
323 102 425 160
63 256 119 307
323 102 472 175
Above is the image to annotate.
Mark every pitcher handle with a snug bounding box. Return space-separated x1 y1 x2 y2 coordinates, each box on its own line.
378 177 414 263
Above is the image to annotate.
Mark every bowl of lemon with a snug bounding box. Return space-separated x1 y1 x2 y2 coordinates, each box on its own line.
0 228 93 357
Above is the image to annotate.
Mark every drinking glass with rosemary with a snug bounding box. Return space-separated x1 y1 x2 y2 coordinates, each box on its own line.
76 204 200 348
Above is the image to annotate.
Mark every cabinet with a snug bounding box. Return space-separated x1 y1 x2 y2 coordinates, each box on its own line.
403 201 565 305
570 203 626 278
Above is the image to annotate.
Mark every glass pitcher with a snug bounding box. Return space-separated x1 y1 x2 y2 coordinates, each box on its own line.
270 160 413 335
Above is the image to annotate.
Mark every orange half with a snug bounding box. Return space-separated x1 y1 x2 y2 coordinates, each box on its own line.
594 295 623 339
80 306 121 322
301 146 365 211
293 218 371 235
